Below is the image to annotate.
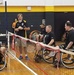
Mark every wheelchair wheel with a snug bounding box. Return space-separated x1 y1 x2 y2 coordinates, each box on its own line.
61 52 74 69
29 30 40 41
42 49 54 64
34 50 43 63
0 53 7 71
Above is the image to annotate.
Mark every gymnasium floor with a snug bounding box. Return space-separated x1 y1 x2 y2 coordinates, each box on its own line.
0 41 74 75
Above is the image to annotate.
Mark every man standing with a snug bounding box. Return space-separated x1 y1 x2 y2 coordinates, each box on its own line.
15 13 30 60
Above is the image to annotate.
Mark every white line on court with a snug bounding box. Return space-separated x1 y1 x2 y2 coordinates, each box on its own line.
7 50 38 75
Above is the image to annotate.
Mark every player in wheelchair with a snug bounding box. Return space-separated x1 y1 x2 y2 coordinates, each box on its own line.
54 21 74 68
34 25 55 63
36 24 46 42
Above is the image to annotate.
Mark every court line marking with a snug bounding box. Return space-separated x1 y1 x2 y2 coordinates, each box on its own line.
29 60 49 75
7 50 38 75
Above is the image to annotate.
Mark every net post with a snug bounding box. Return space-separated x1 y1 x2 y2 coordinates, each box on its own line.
7 31 10 51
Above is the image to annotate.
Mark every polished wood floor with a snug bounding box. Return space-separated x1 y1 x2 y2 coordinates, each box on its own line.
0 41 74 75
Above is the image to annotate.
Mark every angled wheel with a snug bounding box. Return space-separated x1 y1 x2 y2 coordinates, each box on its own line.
42 49 54 64
34 50 43 63
61 52 74 69
0 53 7 71
29 30 40 41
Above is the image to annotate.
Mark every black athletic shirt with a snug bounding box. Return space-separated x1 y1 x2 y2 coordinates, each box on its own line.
43 32 55 45
40 28 46 35
15 20 26 37
65 29 74 48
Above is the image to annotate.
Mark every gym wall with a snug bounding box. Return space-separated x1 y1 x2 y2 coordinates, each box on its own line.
0 6 74 41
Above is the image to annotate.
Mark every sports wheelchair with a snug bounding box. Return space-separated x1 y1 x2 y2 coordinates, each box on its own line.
0 42 7 71
34 48 55 64
53 44 74 69
30 30 55 63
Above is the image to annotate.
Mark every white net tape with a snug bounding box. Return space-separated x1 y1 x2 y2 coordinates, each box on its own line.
8 31 74 56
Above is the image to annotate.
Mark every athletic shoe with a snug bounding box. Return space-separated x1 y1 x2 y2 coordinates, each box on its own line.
19 56 23 60
25 56 29 60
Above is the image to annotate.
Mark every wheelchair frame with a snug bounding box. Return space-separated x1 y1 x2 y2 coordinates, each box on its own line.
0 50 7 71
